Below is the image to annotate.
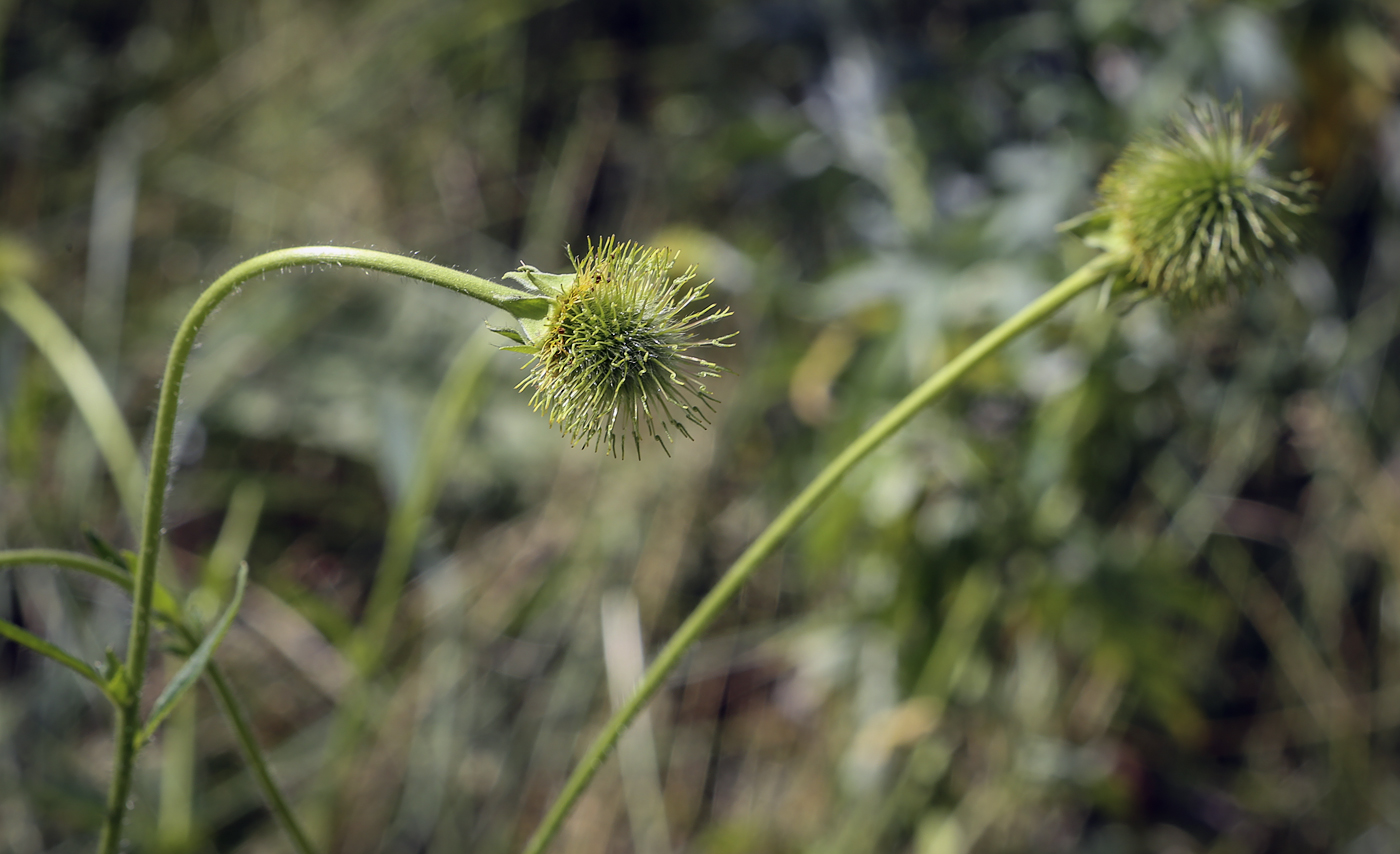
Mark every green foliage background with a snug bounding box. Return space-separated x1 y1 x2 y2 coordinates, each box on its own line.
2 1 1399 852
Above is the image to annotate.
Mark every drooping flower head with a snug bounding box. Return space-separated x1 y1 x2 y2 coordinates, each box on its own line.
494 238 734 458
1069 98 1315 307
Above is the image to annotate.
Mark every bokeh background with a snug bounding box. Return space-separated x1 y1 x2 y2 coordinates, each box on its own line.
3 0 1400 852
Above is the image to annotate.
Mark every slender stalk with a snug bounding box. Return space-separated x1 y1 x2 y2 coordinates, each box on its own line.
0 548 317 852
205 662 318 854
0 549 135 591
98 246 539 854
520 251 1125 854
0 270 316 850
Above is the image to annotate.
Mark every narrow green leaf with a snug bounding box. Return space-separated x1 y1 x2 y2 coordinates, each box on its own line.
0 617 111 699
84 529 131 571
0 275 146 524
487 323 527 345
138 562 248 748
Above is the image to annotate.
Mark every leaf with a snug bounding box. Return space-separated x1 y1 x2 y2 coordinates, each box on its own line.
137 562 248 748
84 528 131 571
0 617 112 699
487 323 527 345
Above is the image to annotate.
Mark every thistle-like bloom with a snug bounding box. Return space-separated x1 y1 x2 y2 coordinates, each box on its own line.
493 238 734 457
1070 98 1315 307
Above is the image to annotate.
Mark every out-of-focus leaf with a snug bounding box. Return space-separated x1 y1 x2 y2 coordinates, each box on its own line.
0 618 111 698
138 562 248 748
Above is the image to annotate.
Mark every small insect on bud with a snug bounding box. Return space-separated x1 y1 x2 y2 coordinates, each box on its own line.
1066 97 1315 308
494 238 734 458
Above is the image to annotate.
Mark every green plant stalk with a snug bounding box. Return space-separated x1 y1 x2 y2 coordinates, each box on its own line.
0 548 317 854
98 246 543 854
0 549 137 591
205 661 318 854
520 250 1126 854
0 274 311 849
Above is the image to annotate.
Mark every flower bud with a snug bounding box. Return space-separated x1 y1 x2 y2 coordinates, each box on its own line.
1068 98 1315 307
495 238 734 458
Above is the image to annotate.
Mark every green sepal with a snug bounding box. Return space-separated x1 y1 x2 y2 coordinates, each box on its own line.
1056 209 1126 251
487 323 528 345
497 295 552 320
492 264 569 347
503 265 575 298
1056 208 1108 236
500 345 539 354
491 315 553 350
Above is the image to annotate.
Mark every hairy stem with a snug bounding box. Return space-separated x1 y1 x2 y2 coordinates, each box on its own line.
98 246 535 854
520 251 1124 854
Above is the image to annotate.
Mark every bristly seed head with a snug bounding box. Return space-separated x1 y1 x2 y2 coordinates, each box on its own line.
1076 97 1315 308
506 238 734 458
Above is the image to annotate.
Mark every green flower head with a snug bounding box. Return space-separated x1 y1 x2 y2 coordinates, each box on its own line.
494 238 734 458
1068 97 1315 308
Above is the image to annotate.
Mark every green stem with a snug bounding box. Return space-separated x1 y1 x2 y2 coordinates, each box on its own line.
98 246 539 854
520 251 1124 854
0 548 134 591
206 661 318 854
0 547 317 852
0 270 316 849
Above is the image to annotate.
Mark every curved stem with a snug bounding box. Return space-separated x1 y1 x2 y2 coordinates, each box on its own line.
98 246 535 854
520 251 1124 854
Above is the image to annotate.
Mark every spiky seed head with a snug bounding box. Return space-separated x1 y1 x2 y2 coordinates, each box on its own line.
1086 98 1315 308
507 238 734 458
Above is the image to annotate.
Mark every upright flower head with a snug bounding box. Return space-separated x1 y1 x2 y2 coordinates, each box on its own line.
1068 98 1315 307
494 238 733 458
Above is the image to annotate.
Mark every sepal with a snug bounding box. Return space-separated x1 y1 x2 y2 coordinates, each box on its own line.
504 265 575 297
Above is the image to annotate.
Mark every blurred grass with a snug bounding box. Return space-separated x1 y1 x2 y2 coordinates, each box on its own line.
3 1 1400 852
